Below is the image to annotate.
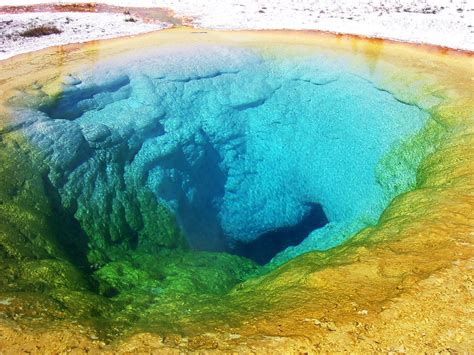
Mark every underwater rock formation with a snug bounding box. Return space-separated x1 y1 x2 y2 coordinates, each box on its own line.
5 45 429 266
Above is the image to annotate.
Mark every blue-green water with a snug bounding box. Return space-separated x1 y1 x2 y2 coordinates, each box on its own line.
12 45 428 265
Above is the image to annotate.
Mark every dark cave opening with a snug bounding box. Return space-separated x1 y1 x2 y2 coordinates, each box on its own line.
229 203 329 265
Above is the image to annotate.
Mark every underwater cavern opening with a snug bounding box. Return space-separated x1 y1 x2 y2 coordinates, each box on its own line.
230 203 329 265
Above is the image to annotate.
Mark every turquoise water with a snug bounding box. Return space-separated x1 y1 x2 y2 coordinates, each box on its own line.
12 45 428 265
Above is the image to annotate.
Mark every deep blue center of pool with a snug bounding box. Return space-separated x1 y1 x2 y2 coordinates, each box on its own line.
13 45 429 264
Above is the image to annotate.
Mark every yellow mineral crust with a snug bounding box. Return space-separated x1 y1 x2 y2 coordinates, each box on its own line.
0 29 473 353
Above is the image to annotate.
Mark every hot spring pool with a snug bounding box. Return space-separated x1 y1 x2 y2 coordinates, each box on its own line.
0 29 472 351
7 44 430 265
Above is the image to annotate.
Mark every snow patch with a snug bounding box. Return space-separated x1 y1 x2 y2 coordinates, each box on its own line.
0 11 169 60
1 0 472 54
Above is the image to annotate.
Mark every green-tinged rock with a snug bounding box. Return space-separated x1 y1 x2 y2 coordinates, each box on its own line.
376 117 446 201
94 250 259 299
0 260 21 290
147 250 260 296
93 261 160 296
19 259 89 291
88 249 261 330
0 135 65 261
0 133 89 265
136 190 187 252
48 289 114 319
